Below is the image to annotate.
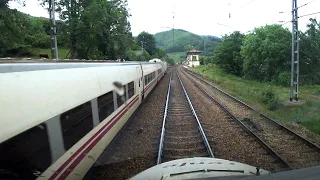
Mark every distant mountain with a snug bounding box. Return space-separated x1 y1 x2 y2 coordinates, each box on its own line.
154 29 222 56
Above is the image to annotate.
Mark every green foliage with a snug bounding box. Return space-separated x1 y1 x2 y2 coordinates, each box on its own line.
213 31 245 76
199 56 214 65
259 88 279 110
312 87 320 95
125 49 151 61
40 0 132 59
166 58 175 65
241 25 291 81
193 65 320 134
0 5 69 57
137 31 157 55
33 48 70 59
167 52 185 64
154 29 221 55
152 49 167 59
277 71 291 86
0 8 28 56
299 18 320 85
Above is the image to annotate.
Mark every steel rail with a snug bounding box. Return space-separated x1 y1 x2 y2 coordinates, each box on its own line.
157 72 173 164
184 68 320 150
181 69 292 169
176 71 215 158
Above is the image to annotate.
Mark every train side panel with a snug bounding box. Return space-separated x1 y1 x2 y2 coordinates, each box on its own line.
0 61 166 180
141 63 163 98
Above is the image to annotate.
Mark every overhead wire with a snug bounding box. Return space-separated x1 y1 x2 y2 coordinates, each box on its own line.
299 11 320 18
280 11 320 26
240 0 259 9
297 0 318 9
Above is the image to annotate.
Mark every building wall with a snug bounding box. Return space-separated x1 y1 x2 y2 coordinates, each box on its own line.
186 54 200 67
187 54 199 61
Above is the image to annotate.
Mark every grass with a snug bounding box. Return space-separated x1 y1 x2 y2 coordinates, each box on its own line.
167 52 186 64
192 65 320 135
32 48 70 59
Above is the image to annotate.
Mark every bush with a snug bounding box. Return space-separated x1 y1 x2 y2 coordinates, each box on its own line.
312 87 320 95
277 71 291 86
259 88 279 110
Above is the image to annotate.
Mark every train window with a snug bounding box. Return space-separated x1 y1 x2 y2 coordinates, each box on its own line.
148 74 151 82
0 123 51 178
128 81 135 99
60 101 93 150
98 91 114 122
144 74 149 85
117 85 127 107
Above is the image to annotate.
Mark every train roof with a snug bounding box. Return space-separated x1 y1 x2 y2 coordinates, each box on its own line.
0 60 165 73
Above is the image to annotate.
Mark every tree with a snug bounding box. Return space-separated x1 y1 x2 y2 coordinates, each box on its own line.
300 18 320 84
137 31 157 55
152 48 167 59
166 58 175 65
42 0 131 59
213 31 245 76
241 25 291 82
0 5 29 56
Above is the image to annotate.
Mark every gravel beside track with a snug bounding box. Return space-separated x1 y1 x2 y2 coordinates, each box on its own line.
178 69 285 172
91 72 171 180
183 68 320 169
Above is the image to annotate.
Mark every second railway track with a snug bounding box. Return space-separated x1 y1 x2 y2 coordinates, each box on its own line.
157 70 214 164
182 67 320 169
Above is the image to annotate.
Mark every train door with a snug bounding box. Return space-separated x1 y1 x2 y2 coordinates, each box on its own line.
136 65 143 102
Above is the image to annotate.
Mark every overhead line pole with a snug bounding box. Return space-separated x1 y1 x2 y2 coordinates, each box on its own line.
49 0 58 60
290 0 299 101
172 5 175 54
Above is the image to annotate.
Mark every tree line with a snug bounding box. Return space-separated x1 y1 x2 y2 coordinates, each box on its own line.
201 19 320 85
1 0 174 63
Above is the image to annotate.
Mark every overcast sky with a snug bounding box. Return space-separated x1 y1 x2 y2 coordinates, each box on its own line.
9 0 320 37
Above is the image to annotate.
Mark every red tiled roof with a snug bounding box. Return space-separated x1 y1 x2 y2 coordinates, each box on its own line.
187 49 201 54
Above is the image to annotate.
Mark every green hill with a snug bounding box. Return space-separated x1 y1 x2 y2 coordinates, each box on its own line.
154 29 221 56
167 52 186 64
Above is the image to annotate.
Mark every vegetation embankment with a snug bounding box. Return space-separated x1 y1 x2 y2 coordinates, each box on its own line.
196 20 320 135
193 65 320 135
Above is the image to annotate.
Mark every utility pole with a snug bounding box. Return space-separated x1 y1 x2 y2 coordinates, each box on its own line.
290 0 299 101
141 36 144 54
49 0 58 60
203 37 206 56
141 41 144 54
172 11 175 53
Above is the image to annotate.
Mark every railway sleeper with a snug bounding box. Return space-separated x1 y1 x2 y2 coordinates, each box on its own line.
164 139 205 148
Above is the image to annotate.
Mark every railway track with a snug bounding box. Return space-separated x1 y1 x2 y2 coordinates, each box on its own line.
157 70 214 164
182 67 320 169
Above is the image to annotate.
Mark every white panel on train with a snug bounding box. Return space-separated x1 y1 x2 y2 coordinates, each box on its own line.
0 63 140 143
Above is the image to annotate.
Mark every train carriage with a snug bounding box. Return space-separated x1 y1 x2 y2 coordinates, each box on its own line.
0 60 166 179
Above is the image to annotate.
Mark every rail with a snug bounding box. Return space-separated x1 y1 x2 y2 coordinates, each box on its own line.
181 69 292 169
157 72 173 164
176 71 215 158
184 68 320 150
157 70 214 164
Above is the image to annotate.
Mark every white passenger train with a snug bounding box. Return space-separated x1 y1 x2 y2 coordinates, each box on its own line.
0 59 166 179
